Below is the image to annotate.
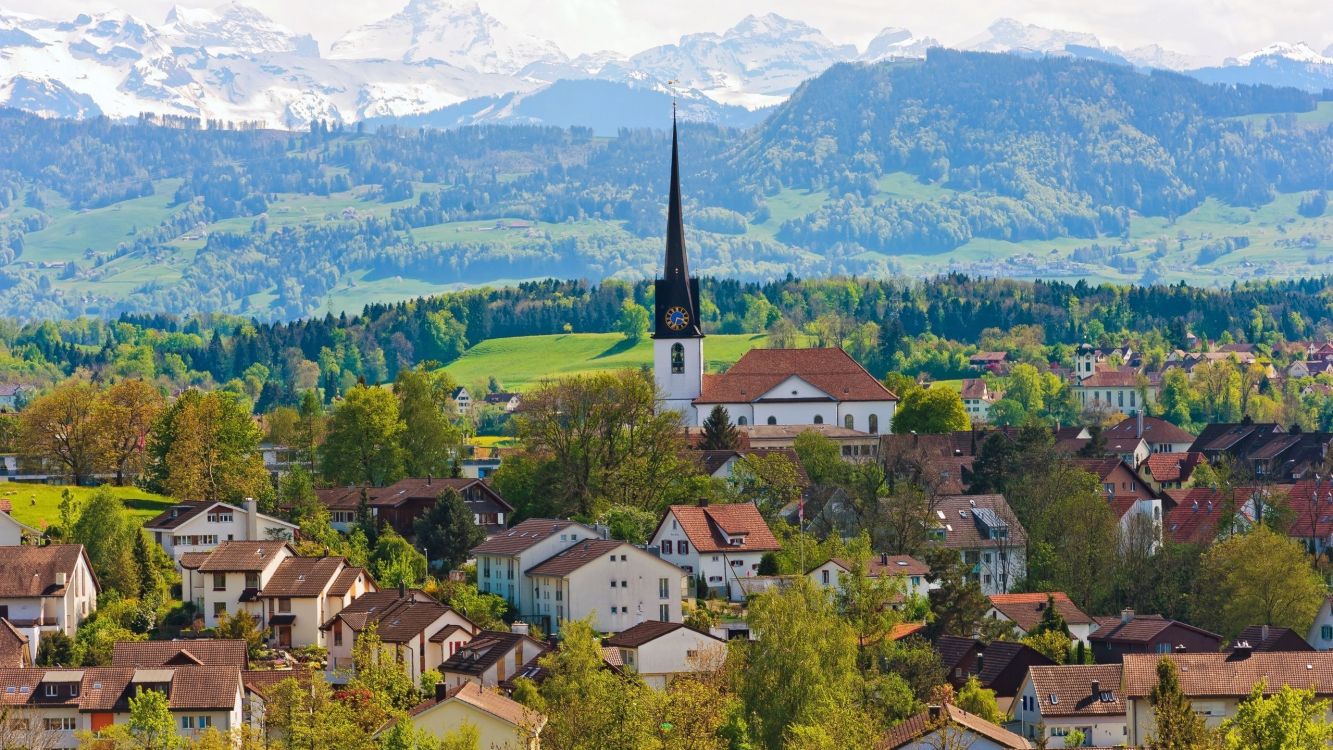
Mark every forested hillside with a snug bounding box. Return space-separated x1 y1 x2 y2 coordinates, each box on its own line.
0 50 1330 321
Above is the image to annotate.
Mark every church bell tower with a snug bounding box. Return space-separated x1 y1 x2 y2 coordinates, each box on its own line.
652 116 704 422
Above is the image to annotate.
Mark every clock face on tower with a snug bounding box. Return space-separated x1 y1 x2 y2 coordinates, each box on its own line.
664 306 690 332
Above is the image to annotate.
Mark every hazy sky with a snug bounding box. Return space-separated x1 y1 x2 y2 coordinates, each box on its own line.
5 0 1333 62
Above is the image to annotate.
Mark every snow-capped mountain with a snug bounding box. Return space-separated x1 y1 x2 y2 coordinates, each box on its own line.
961 18 1102 55
1190 41 1333 93
161 2 318 56
328 0 565 75
860 27 938 62
1228 42 1332 66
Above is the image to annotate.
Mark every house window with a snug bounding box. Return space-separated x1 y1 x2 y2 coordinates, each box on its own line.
334 622 343 647
278 598 291 613
659 578 669 599
822 570 830 584
662 540 673 555
483 557 491 577
244 572 260 589
813 415 824 425
45 718 77 731
207 512 233 523
660 604 670 622
671 343 685 374
212 573 226 591
767 416 777 425
844 415 854 429
199 717 212 729
737 416 747 426
1323 625 1332 641
868 414 878 434
181 717 196 730
45 684 57 697
213 602 227 618
679 541 689 555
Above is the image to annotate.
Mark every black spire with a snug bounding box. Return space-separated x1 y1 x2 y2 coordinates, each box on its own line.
653 113 703 339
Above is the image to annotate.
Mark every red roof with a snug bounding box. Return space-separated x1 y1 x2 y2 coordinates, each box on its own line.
988 592 1094 631
1282 479 1333 539
1105 416 1196 445
1142 452 1205 484
1077 370 1142 388
659 503 780 553
694 348 896 404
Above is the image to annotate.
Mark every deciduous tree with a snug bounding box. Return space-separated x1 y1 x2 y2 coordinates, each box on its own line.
321 384 404 487
1194 525 1327 639
18 380 100 483
94 379 163 486
892 387 970 434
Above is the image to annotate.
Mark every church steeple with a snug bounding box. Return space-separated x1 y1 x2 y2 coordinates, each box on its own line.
653 114 703 340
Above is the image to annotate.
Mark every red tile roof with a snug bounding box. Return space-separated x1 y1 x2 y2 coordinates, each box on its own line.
1090 613 1220 646
260 557 349 598
877 704 1031 749
1077 370 1142 388
694 348 897 404
1123 652 1333 698
0 544 92 597
1105 416 1196 445
1028 664 1125 718
112 640 248 668
988 592 1093 632
194 541 293 572
660 502 780 553
1142 452 1205 484
471 519 597 556
0 666 241 712
525 539 629 577
405 681 544 730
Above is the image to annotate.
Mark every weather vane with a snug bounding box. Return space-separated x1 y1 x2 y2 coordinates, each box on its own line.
667 79 678 118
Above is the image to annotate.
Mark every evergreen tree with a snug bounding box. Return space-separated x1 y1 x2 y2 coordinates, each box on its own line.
699 405 742 450
1031 593 1070 636
1150 658 1219 750
413 488 486 572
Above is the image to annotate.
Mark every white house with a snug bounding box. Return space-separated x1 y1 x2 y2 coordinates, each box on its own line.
525 539 685 635
1072 369 1153 414
1104 414 1195 455
322 588 479 685
929 495 1027 596
961 379 1002 423
0 503 41 545
0 544 99 638
394 682 544 750
179 540 296 629
986 593 1097 646
452 387 472 415
650 502 780 602
603 620 726 689
144 499 298 566
258 556 375 649
1012 664 1127 747
807 554 934 600
471 518 599 624
1307 595 1333 650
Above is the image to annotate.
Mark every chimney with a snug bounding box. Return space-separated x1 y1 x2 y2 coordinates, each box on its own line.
1137 408 1145 438
927 704 942 723
1121 608 1134 623
697 498 709 508
426 474 432 486
434 682 448 702
244 497 259 541
398 581 407 598
1261 624 1270 643
1233 641 1253 658
880 552 889 567
511 621 529 636
1091 679 1101 697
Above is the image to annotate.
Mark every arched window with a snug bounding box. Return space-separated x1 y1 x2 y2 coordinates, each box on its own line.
767 416 777 425
868 414 879 434
813 415 824 425
844 414 854 430
737 416 748 426
670 343 684 374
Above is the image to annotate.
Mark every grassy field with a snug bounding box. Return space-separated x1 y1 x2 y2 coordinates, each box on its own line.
444 332 786 391
0 483 175 530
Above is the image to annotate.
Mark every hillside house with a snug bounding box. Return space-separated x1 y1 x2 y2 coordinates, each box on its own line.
1012 664 1127 747
603 621 726 689
370 477 513 538
471 518 599 622
482 392 521 412
986 592 1097 645
928 495 1027 596
1138 452 1205 493
807 554 933 600
439 626 548 690
257 556 375 649
1104 414 1195 455
144 499 297 566
1089 609 1222 663
960 379 1002 423
395 682 544 750
525 539 685 635
179 541 295 629
0 503 41 546
1306 596 1333 651
651 501 780 602
936 635 1055 707
323 588 479 685
1229 624 1313 653
0 544 99 638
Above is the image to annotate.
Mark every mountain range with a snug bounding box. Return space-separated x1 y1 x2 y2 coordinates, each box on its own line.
1 1 1331 132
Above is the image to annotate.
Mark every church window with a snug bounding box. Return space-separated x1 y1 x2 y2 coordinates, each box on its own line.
844 415 854 430
767 416 777 425
868 414 879 434
737 416 747 426
671 343 684 374
813 415 824 425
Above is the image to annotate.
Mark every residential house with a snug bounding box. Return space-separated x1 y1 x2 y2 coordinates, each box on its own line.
1123 651 1333 745
482 392 521 412
144 499 298 566
0 544 99 637
688 348 898 433
960 379 1002 423
877 704 1032 749
439 626 548 690
451 386 472 415
1066 457 1162 544
258 556 375 649
111 639 248 668
370 477 513 538
1089 609 1222 663
322 588 478 685
1072 369 1153 414
1138 452 1205 493
936 636 1055 708
1012 664 1127 747
1280 477 1333 555
969 352 1010 373
179 541 296 629
603 621 726 689
472 519 599 620
0 666 244 748
1104 414 1196 455
1188 422 1333 482
312 487 367 532
0 618 32 667
740 423 881 461
0 384 33 412
807 554 933 600
1229 625 1314 653
927 495 1027 596
396 682 543 750
525 539 684 635
1306 596 1333 651
651 501 780 602
0 502 41 545
986 593 1097 645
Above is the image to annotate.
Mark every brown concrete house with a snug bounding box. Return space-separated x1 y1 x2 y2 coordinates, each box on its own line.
315 478 514 538
1089 609 1222 663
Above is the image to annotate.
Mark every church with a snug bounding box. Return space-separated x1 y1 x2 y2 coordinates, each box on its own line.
651 120 898 436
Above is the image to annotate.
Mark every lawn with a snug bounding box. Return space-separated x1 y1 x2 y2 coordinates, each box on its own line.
0 483 175 530
444 332 786 392
21 180 187 263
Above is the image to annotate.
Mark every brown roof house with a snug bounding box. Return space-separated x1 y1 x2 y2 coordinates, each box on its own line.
257 556 376 650
144 498 297 567
927 495 1027 596
1011 664 1126 747
877 703 1032 749
525 539 686 636
1089 609 1222 663
1139 451 1205 493
393 681 544 750
439 625 548 691
986 592 1097 645
180 541 296 631
1123 651 1333 745
369 477 514 539
650 501 779 602
322 587 478 686
1230 625 1315 653
471 519 600 624
111 639 248 668
0 544 99 639
603 620 726 689
935 635 1056 708
0 665 244 741
807 554 934 601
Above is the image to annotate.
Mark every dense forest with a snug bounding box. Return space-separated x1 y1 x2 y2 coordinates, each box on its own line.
0 51 1329 320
